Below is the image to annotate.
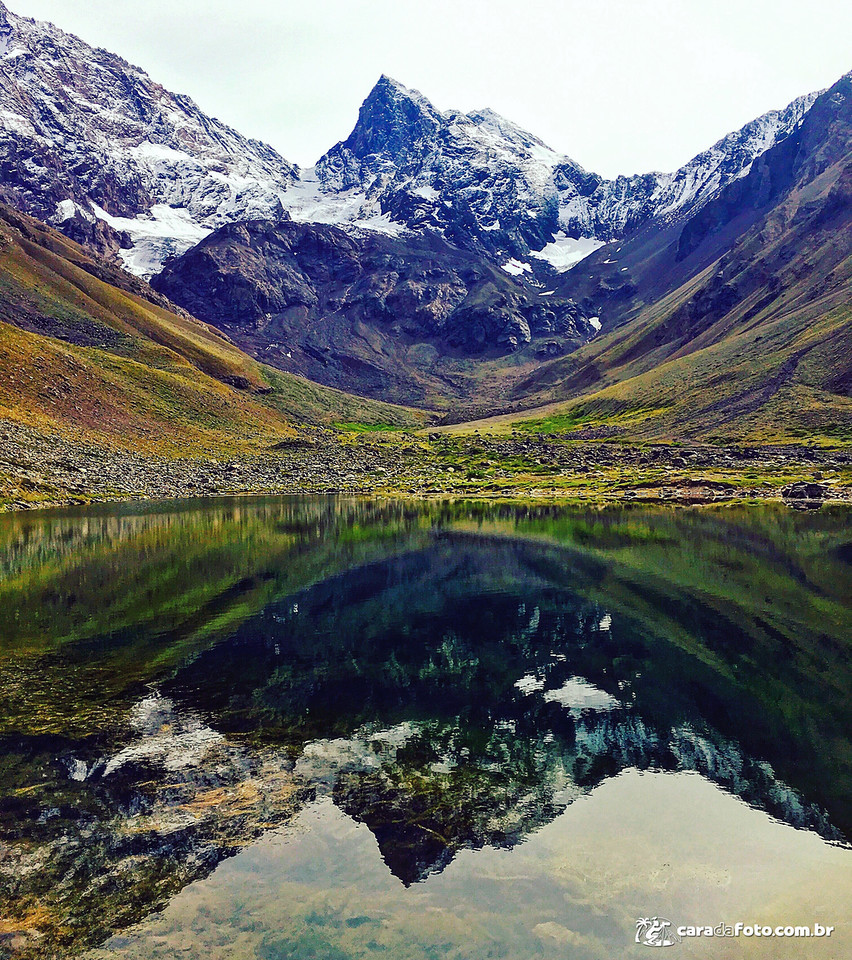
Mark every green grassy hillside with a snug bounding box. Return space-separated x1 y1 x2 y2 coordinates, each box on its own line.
451 77 852 444
0 204 428 457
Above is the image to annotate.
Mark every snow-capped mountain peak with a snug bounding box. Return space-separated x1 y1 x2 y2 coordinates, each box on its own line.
0 0 296 276
306 73 818 269
0 2 828 281
311 77 573 258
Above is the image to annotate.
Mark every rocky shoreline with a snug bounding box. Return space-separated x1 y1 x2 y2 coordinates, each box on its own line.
1 419 850 512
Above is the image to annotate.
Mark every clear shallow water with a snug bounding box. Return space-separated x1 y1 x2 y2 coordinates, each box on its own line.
0 497 851 959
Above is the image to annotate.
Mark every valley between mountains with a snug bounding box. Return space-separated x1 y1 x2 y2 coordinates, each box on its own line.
0 0 850 510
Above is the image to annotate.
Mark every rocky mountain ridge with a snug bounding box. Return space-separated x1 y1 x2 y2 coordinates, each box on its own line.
308 75 818 267
493 69 852 442
0 0 296 275
0 1 824 282
152 215 594 405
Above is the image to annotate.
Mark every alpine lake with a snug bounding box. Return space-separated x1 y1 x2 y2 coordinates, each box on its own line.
1 497 851 959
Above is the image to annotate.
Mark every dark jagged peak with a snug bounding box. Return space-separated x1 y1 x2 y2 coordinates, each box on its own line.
312 79 574 256
343 74 444 161
315 75 446 191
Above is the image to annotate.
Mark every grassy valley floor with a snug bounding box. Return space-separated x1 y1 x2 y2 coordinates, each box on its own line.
2 417 850 511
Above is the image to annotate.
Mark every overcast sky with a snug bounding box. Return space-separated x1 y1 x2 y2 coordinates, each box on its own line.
10 0 852 175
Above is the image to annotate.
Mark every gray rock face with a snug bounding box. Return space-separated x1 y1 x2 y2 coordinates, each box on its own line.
151 217 593 403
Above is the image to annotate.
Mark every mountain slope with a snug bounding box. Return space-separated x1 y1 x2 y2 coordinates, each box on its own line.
0 1 295 276
0 203 423 459
151 216 595 407
465 73 852 443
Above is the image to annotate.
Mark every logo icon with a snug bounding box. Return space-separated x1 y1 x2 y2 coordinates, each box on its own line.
635 917 681 948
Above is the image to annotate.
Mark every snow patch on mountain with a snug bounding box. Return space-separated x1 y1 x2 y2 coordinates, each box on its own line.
501 258 532 276
281 167 406 236
92 203 212 277
530 233 606 272
51 199 94 224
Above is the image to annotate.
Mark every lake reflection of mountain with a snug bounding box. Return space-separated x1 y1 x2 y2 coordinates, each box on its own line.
1 498 851 958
